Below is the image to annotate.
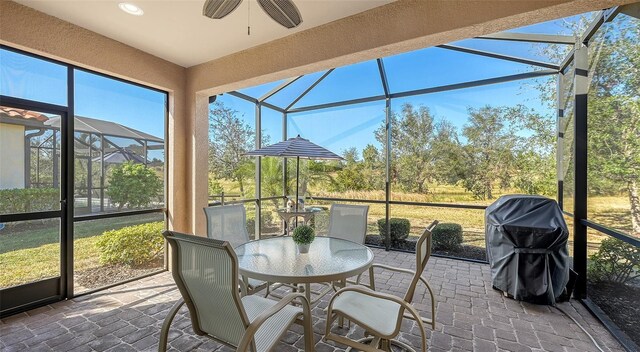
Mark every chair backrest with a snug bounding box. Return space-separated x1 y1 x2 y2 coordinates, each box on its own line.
203 204 250 248
326 204 369 243
164 231 252 349
404 220 439 303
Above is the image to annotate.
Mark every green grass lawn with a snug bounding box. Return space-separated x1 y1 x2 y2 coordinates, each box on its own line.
0 213 162 288
2 180 635 289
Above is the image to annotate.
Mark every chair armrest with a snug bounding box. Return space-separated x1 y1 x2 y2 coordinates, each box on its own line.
370 263 415 276
238 293 311 351
368 264 432 292
327 286 427 351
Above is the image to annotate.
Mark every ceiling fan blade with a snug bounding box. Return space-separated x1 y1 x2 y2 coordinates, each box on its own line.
257 0 302 29
203 0 243 19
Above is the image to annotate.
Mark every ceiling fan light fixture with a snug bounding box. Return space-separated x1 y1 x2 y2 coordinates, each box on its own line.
203 0 243 19
118 2 144 16
257 0 302 29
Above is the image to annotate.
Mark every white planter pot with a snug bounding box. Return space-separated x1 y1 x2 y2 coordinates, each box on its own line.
297 243 310 254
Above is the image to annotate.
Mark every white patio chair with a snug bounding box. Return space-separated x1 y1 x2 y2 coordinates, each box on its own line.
327 204 370 244
324 221 439 352
204 204 268 295
327 204 370 290
159 231 314 352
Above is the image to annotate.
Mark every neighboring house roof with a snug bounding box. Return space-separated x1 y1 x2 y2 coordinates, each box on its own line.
45 116 163 143
0 105 163 143
0 106 49 122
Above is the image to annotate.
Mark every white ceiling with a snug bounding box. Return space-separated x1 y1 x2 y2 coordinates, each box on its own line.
16 0 393 68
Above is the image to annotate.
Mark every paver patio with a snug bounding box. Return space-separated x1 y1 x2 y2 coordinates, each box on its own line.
0 249 624 352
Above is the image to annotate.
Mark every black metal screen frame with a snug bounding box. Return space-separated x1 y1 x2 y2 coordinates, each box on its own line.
0 44 170 317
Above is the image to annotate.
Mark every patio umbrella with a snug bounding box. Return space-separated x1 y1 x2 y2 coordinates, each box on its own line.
92 148 146 164
244 135 344 210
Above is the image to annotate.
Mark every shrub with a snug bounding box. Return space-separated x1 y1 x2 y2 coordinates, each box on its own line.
107 162 162 210
378 218 411 245
588 238 640 284
0 188 58 214
292 225 315 245
432 223 463 251
96 221 164 266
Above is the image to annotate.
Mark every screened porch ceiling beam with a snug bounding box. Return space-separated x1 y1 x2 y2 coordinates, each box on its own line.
258 76 303 102
377 59 390 98
287 94 387 113
580 7 620 45
438 44 560 70
390 69 558 98
581 11 605 44
226 91 286 112
475 32 576 45
559 48 575 73
284 69 334 111
227 90 258 103
288 69 558 114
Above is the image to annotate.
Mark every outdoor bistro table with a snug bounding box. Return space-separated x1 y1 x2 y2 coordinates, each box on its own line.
276 207 325 235
235 236 374 305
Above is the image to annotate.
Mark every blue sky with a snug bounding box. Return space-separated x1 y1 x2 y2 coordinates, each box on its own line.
1 12 595 159
0 49 166 160
222 13 596 157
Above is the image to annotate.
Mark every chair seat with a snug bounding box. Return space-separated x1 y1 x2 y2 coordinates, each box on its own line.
241 295 303 352
332 290 401 337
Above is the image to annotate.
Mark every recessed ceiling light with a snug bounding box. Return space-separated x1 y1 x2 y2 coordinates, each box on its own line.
118 2 144 16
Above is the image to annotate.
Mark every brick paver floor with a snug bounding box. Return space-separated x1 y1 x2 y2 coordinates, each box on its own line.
0 249 624 351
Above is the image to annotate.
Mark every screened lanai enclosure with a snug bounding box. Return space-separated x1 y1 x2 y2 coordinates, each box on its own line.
207 6 640 349
0 108 164 214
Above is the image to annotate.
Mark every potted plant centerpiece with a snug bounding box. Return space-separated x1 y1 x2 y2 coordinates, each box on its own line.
292 225 315 254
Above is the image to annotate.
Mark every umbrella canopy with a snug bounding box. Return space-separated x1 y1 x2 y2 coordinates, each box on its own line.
92 149 146 164
245 135 343 213
244 135 344 160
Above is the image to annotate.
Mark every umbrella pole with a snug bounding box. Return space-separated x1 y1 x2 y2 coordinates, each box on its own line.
295 156 300 228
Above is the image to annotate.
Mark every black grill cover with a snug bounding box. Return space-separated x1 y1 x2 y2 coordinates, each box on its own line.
485 195 569 305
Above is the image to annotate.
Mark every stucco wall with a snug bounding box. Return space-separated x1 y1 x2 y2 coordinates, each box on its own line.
0 123 25 190
0 1 189 232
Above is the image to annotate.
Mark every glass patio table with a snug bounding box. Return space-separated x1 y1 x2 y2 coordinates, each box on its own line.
235 236 374 305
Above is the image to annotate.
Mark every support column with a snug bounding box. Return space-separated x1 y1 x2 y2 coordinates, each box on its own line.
53 130 59 188
255 103 262 239
385 98 391 251
282 112 288 206
573 44 588 299
100 135 105 212
556 73 565 210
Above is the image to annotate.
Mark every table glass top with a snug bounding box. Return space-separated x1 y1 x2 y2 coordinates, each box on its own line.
277 207 324 214
235 237 374 282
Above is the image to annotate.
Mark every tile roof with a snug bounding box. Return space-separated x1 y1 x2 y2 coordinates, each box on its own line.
0 106 49 122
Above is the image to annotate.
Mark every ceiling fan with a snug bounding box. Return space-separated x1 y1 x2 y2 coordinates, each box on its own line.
203 0 303 29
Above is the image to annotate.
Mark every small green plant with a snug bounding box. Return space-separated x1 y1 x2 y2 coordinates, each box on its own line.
588 237 640 284
292 225 315 245
107 162 162 210
432 223 463 251
96 221 164 266
378 218 411 245
0 188 58 213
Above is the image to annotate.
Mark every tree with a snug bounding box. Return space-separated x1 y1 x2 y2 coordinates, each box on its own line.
107 162 162 210
208 101 256 197
375 104 454 193
362 144 385 190
534 14 640 235
260 157 284 208
587 15 640 235
334 147 367 192
459 106 518 200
